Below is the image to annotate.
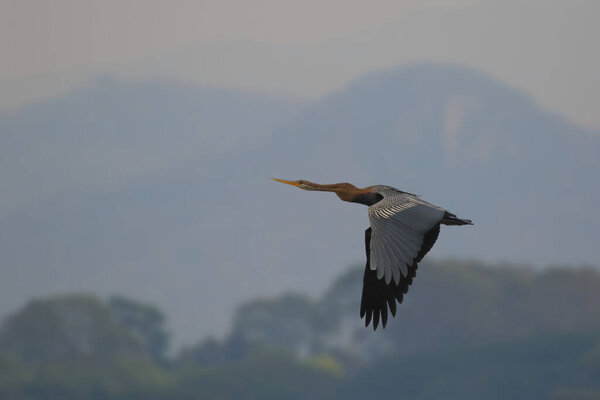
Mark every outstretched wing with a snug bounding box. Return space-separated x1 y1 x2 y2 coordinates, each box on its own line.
360 193 445 329
360 225 440 330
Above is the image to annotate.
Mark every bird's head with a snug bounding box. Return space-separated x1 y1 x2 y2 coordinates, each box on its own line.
270 178 322 191
271 178 358 192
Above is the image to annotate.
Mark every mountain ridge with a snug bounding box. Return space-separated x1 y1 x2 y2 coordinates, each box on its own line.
1 63 598 346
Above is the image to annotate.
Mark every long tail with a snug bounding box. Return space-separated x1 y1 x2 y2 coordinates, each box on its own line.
441 211 473 226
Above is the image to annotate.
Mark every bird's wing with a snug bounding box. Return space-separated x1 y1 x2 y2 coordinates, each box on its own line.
368 193 445 285
360 225 440 330
359 193 445 330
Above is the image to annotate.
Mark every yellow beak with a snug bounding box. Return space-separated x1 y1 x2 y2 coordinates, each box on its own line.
271 178 300 187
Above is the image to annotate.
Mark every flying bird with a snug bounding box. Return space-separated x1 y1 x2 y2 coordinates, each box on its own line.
271 178 472 330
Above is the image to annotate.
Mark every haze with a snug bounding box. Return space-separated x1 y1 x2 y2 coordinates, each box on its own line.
1 0 599 347
2 0 600 129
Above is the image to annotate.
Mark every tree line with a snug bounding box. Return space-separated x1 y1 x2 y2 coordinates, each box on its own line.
2 259 600 399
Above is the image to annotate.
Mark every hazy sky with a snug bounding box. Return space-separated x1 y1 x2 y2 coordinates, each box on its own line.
2 0 599 129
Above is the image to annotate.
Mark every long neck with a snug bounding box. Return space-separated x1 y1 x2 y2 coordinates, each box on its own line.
302 181 382 205
301 181 349 192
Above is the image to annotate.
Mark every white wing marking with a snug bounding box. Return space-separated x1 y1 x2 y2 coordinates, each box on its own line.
369 194 445 285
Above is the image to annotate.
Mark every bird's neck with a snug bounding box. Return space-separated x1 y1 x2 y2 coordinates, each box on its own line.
304 181 381 205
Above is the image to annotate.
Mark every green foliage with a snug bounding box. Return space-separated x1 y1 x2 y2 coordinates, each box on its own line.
0 355 171 400
183 260 600 366
0 294 143 364
0 294 174 399
0 352 29 396
305 355 344 377
108 296 169 363
177 336 239 367
1 261 600 399
173 346 340 400
229 293 321 356
331 332 600 400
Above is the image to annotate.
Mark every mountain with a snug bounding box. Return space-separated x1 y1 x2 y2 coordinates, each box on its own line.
0 64 599 347
248 64 600 265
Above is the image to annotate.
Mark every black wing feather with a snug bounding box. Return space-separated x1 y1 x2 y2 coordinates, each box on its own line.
360 224 440 330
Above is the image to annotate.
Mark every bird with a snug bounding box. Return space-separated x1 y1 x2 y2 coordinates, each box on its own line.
271 178 472 330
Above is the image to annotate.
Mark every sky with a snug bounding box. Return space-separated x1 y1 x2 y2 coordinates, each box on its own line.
1 0 599 129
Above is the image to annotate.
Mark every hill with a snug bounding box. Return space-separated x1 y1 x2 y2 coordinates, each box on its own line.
1 64 599 345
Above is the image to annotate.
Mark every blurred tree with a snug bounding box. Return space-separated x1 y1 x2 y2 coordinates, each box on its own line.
331 332 600 400
179 260 600 369
1 261 600 400
228 293 319 358
174 346 340 400
177 336 239 367
20 355 171 400
0 294 143 364
108 296 169 363
0 351 28 398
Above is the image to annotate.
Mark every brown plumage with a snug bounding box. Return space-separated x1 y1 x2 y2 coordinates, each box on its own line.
272 178 472 329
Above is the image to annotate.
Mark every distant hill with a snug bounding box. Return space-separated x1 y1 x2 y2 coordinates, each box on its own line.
0 64 599 346
248 64 600 265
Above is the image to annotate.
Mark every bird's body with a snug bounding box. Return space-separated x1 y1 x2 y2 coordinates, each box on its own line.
272 178 472 330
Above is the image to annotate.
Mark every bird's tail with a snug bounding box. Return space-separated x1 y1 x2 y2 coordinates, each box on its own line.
441 212 473 226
